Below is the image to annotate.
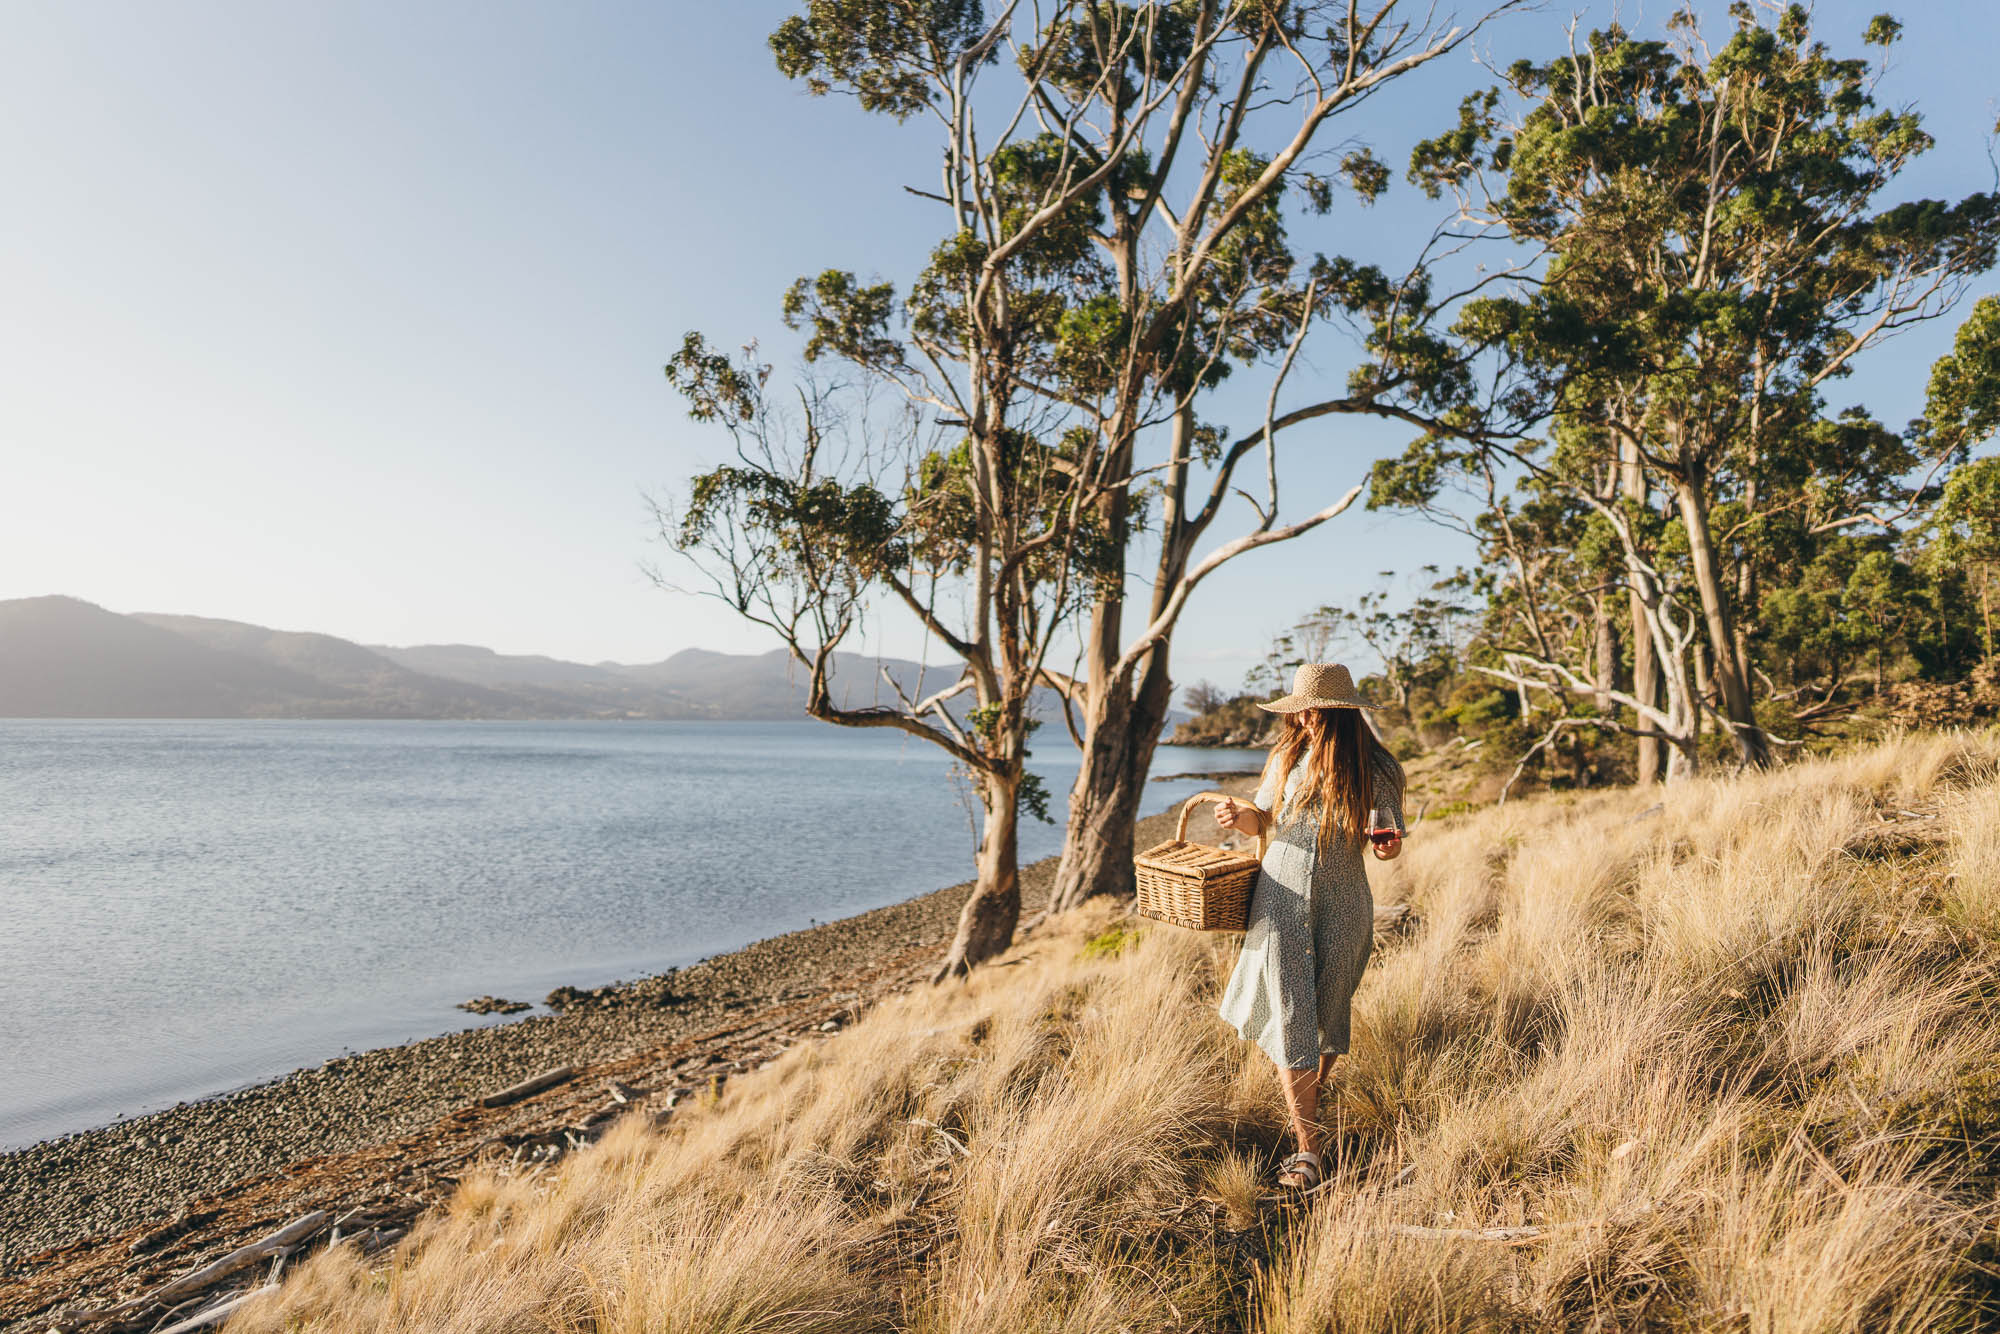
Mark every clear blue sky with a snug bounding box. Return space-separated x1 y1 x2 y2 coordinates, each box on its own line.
5 1 1995 692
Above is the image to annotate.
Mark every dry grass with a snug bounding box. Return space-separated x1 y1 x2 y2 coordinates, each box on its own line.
231 732 2000 1333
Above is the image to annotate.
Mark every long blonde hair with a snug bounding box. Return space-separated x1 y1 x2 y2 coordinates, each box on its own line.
1265 706 1404 851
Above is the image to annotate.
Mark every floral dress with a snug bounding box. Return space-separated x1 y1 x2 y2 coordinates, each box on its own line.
1216 744 1404 1069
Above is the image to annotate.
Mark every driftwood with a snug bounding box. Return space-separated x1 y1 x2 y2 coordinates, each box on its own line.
154 1284 278 1334
324 1205 369 1246
75 1212 330 1326
1373 904 1413 932
480 1065 577 1108
139 1211 328 1308
352 1225 406 1256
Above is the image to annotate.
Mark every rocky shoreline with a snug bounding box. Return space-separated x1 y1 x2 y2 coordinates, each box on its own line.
0 792 1250 1329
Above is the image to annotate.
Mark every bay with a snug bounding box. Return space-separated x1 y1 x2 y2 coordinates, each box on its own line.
0 719 1263 1148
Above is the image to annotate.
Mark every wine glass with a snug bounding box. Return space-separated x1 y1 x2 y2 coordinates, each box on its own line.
1367 808 1396 848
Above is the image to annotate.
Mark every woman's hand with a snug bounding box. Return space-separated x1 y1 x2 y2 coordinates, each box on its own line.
1215 797 1260 835
1370 831 1403 861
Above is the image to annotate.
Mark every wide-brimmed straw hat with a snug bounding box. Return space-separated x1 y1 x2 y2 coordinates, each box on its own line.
1257 662 1378 713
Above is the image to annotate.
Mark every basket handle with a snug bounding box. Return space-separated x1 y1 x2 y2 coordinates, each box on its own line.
1175 790 1271 858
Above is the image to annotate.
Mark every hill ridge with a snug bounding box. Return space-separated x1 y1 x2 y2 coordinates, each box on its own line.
0 596 941 721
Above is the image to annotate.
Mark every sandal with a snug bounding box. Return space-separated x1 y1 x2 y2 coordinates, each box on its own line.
1275 1151 1324 1193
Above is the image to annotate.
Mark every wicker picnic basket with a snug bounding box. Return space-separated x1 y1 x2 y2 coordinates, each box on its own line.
1133 790 1269 932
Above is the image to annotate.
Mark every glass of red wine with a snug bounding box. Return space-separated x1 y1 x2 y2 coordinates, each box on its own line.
1367 808 1397 849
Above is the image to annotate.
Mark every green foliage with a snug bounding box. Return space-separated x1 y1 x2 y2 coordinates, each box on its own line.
1439 682 1514 734
1020 2 1196 112
1862 14 1904 47
1406 87 1507 200
1913 296 2000 461
1252 569 1476 714
965 702 1005 743
906 228 988 353
1437 5 1999 449
782 271 903 367
987 134 1106 279
1336 148 1390 204
1053 295 1131 394
683 0 1762 942
663 332 765 424
1930 455 2000 567
770 0 989 119
1018 770 1054 825
1925 454 2000 658
678 464 906 590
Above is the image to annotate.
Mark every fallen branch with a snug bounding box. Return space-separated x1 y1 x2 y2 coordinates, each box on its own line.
101 1211 330 1317
155 1284 278 1334
480 1065 577 1109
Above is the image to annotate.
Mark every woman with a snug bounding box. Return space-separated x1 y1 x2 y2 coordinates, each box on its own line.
1214 662 1405 1193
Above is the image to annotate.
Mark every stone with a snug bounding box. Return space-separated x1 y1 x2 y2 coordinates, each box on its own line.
457 996 530 1016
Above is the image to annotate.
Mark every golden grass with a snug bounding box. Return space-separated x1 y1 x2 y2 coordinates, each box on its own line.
231 731 2000 1333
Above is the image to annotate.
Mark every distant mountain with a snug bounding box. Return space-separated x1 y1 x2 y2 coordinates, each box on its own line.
0 597 335 718
132 613 531 717
374 643 636 690
0 597 979 722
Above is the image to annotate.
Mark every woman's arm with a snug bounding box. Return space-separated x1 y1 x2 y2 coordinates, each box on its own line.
1369 750 1405 860
1214 796 1267 836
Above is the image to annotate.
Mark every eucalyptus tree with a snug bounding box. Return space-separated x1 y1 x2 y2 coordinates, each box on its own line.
662 0 1504 974
1926 458 2000 661
978 0 1528 911
669 0 1535 953
1913 297 2000 660
663 333 1102 980
1388 4 1999 774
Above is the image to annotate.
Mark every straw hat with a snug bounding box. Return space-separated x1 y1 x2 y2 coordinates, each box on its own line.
1257 662 1379 713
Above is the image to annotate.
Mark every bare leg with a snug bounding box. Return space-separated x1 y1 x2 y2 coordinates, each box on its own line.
1277 1064 1320 1158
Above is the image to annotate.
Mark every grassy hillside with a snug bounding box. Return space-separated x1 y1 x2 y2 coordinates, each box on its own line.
229 733 2000 1333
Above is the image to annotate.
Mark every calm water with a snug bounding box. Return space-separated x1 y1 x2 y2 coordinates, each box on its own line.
0 720 1262 1148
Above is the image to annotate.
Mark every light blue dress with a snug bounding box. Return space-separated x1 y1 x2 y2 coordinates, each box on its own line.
1216 745 1404 1069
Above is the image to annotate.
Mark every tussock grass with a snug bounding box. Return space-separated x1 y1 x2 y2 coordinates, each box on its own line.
232 732 2000 1332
